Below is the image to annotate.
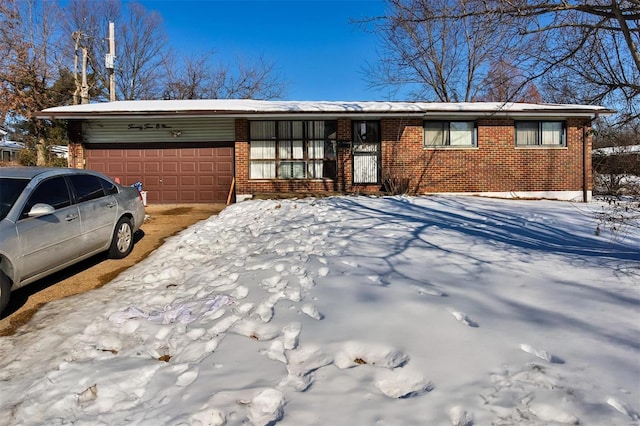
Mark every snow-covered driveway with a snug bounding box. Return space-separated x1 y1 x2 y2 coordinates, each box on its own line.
1 196 638 425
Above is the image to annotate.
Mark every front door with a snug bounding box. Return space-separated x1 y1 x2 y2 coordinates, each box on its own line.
352 121 381 185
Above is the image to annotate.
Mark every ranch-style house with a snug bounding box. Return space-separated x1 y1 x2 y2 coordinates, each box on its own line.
38 100 613 204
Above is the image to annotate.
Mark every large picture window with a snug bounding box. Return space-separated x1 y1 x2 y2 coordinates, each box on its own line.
516 121 565 146
249 120 337 179
424 121 476 147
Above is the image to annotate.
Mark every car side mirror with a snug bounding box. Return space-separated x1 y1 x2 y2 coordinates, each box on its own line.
28 203 55 217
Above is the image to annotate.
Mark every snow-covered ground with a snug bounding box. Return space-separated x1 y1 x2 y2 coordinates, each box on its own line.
1 196 638 426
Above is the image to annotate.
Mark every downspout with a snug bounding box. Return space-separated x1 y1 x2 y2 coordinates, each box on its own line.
583 114 599 203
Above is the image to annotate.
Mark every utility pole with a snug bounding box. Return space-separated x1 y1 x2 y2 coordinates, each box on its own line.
72 31 81 105
106 22 116 102
81 46 89 104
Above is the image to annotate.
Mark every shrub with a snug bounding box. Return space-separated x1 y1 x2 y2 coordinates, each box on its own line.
18 149 37 166
48 156 68 168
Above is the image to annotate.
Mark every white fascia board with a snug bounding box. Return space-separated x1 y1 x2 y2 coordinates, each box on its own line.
37 100 614 119
423 111 611 120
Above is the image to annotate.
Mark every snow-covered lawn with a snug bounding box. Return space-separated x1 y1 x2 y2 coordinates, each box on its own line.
1 196 638 426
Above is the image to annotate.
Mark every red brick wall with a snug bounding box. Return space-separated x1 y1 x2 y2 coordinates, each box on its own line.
235 117 591 198
67 121 85 169
379 117 591 194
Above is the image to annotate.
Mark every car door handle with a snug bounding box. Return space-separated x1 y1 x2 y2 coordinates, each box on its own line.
65 214 79 221
106 202 117 208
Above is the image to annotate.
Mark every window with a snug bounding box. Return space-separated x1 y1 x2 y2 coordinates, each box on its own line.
516 121 565 146
424 121 476 147
0 178 29 220
99 177 119 195
69 175 106 203
21 177 71 218
249 120 337 179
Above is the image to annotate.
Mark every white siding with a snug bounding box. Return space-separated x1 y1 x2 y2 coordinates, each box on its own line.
82 118 235 143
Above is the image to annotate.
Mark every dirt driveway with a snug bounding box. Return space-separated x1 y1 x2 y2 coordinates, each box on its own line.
0 204 226 336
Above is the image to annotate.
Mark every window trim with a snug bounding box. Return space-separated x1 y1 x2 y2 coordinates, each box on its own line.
515 120 567 147
423 120 477 148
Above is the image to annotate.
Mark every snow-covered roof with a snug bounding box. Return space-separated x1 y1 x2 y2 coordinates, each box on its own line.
38 99 614 119
593 144 640 156
0 140 25 150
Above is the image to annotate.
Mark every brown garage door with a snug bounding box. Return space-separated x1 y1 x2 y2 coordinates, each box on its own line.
85 144 234 204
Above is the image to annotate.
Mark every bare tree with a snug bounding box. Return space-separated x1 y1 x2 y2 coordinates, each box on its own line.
0 0 67 141
217 55 286 100
162 52 212 100
365 0 639 121
475 59 543 102
162 52 286 100
359 0 520 101
117 2 167 100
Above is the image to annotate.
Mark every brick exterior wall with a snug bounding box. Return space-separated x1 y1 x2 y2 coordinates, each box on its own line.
235 117 592 198
67 121 85 169
70 115 592 201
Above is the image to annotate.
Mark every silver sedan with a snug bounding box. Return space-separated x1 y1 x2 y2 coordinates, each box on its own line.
0 167 145 315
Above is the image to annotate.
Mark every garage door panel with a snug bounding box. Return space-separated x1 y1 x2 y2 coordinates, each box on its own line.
86 145 234 203
162 161 178 173
181 162 197 173
125 150 144 159
181 176 196 185
181 191 197 202
217 162 232 173
126 163 143 173
163 191 179 203
144 162 161 173
108 163 125 174
106 150 126 159
162 175 178 185
199 176 214 185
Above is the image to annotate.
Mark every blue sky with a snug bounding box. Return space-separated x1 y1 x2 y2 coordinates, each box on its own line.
137 0 394 101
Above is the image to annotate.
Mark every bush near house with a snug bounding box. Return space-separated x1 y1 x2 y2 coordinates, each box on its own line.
593 146 640 196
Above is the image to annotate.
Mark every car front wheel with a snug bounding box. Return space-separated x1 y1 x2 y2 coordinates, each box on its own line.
109 217 134 259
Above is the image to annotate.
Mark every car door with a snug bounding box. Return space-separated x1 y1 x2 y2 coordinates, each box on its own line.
16 176 82 281
68 174 119 253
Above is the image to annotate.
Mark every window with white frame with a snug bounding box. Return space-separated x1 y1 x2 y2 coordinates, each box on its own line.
515 121 565 146
424 121 477 147
249 120 337 179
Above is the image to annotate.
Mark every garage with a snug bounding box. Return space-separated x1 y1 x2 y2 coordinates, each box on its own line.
85 144 234 204
74 116 236 204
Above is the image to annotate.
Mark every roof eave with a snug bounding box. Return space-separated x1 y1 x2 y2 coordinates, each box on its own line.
36 110 428 120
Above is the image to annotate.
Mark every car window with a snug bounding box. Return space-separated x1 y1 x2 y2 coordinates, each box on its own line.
0 177 29 220
98 176 119 195
69 174 106 203
20 176 72 219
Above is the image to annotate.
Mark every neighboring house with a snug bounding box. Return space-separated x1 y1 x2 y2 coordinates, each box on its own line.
0 128 25 163
49 144 69 160
593 144 640 176
38 100 613 204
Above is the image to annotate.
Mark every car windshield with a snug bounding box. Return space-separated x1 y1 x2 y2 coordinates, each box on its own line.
0 177 29 220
